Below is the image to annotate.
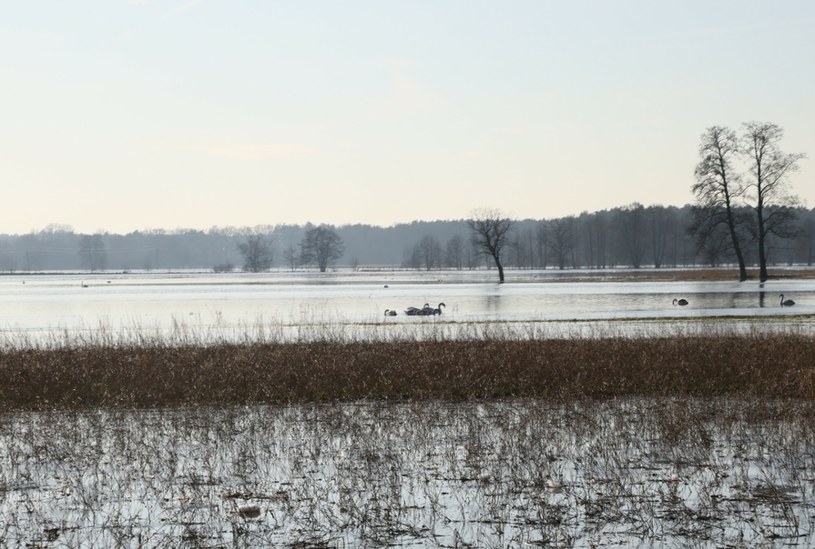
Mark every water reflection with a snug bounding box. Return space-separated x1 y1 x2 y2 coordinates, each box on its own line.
483 291 502 314
3 400 814 547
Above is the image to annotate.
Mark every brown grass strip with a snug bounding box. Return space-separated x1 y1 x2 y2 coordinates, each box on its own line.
543 267 815 282
1 334 814 410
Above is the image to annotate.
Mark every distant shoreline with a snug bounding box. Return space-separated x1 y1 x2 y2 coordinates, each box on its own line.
1 266 814 283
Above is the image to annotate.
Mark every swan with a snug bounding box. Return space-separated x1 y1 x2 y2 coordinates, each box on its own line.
429 302 446 315
384 309 397 316
780 294 795 307
672 298 688 306
405 303 430 316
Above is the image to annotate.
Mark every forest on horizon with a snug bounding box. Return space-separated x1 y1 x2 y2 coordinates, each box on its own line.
1 202 814 273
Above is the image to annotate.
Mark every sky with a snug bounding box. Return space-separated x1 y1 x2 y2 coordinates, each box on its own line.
1 1 813 234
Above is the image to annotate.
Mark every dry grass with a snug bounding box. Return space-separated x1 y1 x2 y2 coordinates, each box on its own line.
1 331 814 410
543 267 815 282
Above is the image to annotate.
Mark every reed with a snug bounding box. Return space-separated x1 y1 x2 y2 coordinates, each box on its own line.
1 326 813 410
3 398 815 546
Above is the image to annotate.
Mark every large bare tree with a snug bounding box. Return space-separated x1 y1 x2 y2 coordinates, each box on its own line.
692 126 748 281
467 208 514 282
300 225 345 272
237 233 273 272
742 122 805 282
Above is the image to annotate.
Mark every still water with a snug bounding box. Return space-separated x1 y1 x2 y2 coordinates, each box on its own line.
1 270 813 342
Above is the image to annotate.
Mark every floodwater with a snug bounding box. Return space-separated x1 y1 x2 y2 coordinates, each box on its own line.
1 270 813 342
2 399 814 547
3 273 815 547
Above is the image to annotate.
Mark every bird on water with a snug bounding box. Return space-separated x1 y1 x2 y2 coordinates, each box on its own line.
672 298 688 306
780 294 795 307
405 303 430 316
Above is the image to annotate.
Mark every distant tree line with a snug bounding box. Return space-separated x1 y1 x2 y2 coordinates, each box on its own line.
1 204 813 274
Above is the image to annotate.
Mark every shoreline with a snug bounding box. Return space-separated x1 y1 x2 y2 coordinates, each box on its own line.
2 266 814 283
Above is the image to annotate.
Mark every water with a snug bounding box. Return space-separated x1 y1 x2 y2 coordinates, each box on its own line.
2 399 814 547
1 270 813 342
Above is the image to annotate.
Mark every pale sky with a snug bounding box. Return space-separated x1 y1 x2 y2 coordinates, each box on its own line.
1 1 813 234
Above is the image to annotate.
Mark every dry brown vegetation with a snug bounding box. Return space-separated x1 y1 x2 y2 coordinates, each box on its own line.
2 331 814 410
541 267 815 283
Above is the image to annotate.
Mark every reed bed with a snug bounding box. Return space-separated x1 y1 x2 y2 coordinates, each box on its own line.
1 324 813 410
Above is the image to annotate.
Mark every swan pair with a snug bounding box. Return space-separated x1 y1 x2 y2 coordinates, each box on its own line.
404 303 446 316
673 295 796 307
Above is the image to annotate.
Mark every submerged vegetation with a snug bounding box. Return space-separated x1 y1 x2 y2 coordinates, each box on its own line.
3 322 814 546
1 327 814 410
3 399 815 546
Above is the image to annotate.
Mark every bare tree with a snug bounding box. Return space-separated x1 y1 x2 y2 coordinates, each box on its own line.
237 233 273 272
403 244 422 270
696 221 733 267
692 126 748 280
545 217 576 270
300 225 344 272
417 235 442 270
509 228 537 269
282 244 299 271
742 122 805 281
467 208 514 282
444 234 465 270
647 206 676 269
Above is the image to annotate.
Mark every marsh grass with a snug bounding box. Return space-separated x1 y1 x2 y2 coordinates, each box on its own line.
3 399 815 547
0 320 813 410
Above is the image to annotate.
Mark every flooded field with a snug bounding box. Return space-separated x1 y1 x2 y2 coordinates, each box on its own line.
2 399 815 547
2 271 814 547
1 270 814 343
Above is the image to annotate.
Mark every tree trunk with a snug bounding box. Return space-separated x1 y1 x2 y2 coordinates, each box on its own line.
725 210 748 281
757 200 768 282
494 254 505 283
